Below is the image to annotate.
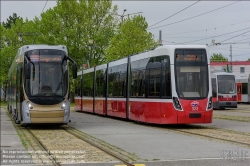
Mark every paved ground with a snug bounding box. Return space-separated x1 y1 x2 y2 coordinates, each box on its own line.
68 111 250 166
1 105 250 166
0 108 36 166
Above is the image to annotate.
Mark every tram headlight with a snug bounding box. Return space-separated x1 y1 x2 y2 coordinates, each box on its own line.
207 97 212 110
61 102 66 109
26 102 33 109
173 97 182 111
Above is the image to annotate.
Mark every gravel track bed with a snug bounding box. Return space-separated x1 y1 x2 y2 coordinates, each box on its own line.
213 114 250 122
162 126 250 149
30 128 118 164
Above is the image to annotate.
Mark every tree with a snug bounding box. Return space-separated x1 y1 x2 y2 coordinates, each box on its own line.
2 13 22 29
248 58 250 61
0 46 17 85
36 0 119 99
105 15 157 62
38 0 118 68
210 53 228 62
0 16 40 87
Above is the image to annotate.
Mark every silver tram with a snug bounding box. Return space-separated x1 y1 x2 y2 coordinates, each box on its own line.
6 45 77 125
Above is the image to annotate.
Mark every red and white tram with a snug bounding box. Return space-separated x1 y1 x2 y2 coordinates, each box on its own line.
74 45 213 124
211 72 237 109
236 76 250 103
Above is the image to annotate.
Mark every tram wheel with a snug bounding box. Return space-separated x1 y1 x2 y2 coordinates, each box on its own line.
15 119 20 124
14 109 20 124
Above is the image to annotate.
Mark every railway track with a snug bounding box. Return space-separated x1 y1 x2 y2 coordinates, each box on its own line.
63 126 138 166
157 124 250 149
6 109 141 165
25 127 60 166
21 125 140 166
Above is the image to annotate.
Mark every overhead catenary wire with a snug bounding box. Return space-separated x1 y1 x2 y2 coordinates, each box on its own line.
209 48 250 53
174 27 250 45
218 30 250 43
230 37 250 42
233 46 250 50
147 0 241 30
159 20 250 37
148 0 200 28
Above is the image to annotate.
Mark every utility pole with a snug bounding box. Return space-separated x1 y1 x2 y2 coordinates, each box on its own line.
158 30 163 46
115 9 143 25
230 45 232 73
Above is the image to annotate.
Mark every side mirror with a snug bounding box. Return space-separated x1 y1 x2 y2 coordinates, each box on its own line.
72 64 77 79
25 63 31 79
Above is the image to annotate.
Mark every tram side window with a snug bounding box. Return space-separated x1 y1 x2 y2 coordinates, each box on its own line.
212 78 217 97
95 70 106 97
6 80 10 102
13 74 17 100
242 83 248 94
147 68 161 97
83 72 94 97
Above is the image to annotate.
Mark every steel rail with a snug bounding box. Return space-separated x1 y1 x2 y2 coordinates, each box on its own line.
166 126 250 148
64 126 135 166
26 127 61 166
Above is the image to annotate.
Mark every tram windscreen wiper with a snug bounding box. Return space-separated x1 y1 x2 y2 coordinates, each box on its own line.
54 81 63 94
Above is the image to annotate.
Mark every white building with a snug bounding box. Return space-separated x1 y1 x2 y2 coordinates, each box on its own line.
210 61 250 77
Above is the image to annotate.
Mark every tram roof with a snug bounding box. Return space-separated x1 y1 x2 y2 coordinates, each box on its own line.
155 45 208 50
235 76 249 83
211 72 235 76
18 44 68 56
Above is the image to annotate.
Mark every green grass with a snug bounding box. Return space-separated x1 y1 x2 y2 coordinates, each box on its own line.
0 101 7 108
70 102 75 107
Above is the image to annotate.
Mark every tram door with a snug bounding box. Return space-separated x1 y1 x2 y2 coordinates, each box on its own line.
237 83 242 102
15 66 23 123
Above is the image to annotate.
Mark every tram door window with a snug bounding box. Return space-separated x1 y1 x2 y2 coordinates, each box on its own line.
130 70 139 97
148 68 161 97
130 58 147 98
212 78 217 97
161 57 171 98
75 75 81 97
242 83 248 94
108 64 127 97
145 55 171 98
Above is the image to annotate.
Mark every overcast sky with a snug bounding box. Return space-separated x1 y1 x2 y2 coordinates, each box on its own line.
1 1 250 61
